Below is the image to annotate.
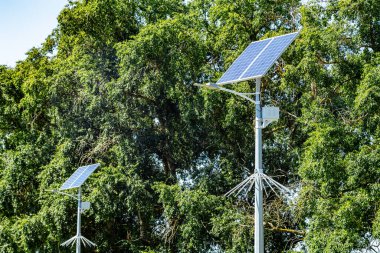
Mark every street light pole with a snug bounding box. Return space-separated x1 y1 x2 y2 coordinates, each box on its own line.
76 187 82 253
254 78 264 253
54 163 99 250
195 31 298 253
195 80 287 253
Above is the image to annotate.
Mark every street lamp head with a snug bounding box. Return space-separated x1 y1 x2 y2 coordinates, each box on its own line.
193 82 219 90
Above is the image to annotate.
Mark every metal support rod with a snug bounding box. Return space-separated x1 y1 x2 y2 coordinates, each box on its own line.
77 187 82 253
49 189 77 199
194 83 256 103
255 78 264 253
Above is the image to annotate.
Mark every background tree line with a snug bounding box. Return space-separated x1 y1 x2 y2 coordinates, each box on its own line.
1 0 380 252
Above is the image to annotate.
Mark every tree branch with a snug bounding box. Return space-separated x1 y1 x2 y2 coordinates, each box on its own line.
266 222 306 236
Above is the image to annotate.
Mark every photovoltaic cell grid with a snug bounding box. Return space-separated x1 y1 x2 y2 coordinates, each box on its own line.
60 163 100 190
216 32 299 85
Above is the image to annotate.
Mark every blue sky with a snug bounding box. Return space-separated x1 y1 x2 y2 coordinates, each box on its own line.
0 0 67 67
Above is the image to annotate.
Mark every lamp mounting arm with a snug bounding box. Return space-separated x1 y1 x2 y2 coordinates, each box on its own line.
194 83 257 104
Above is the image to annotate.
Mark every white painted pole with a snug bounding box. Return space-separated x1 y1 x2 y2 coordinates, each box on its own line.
77 187 82 253
255 78 264 253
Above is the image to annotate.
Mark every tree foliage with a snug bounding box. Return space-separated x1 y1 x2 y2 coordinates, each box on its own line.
1 0 380 252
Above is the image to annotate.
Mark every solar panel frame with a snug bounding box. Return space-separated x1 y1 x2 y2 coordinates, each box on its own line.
216 32 299 85
60 163 100 190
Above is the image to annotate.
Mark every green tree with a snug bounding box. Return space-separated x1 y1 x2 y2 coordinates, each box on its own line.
286 1 380 252
11 0 380 252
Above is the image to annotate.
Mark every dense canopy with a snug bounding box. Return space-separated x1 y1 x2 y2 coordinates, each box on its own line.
1 0 380 252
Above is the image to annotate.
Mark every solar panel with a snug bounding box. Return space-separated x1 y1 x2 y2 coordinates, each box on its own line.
216 32 299 85
60 163 100 190
217 39 271 85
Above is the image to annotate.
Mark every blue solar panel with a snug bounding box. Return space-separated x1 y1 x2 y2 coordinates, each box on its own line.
216 32 299 85
217 39 271 85
240 33 298 79
60 163 100 190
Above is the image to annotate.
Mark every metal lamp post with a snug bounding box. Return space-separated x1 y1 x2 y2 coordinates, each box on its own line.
196 79 266 252
52 163 100 253
254 78 264 253
195 31 299 253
